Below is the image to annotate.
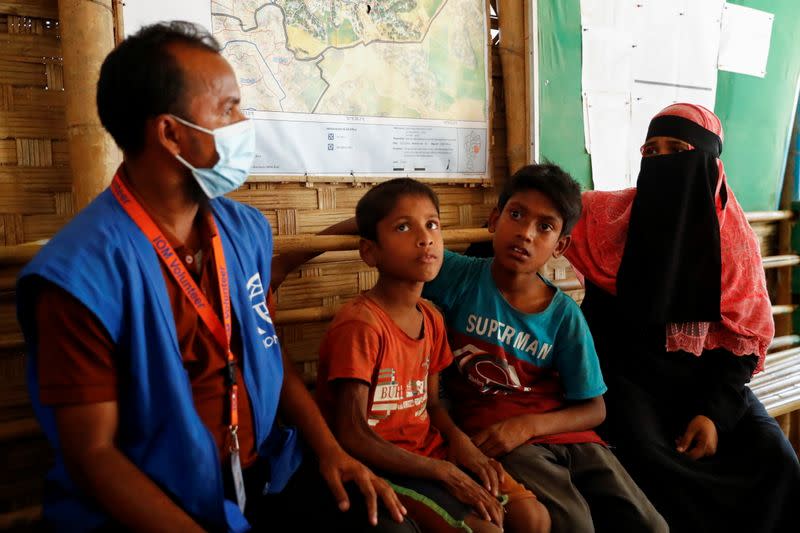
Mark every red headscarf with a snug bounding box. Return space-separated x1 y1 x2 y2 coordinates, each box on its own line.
566 103 774 371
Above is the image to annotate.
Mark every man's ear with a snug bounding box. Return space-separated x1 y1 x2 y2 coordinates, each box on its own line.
154 114 183 157
487 207 500 234
552 234 571 258
359 238 379 268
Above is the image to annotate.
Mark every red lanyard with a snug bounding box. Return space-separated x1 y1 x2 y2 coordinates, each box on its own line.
110 174 240 440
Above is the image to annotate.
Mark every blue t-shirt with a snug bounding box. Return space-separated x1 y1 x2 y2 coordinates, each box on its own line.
423 250 606 445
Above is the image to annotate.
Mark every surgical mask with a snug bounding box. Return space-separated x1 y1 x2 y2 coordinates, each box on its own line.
171 114 256 198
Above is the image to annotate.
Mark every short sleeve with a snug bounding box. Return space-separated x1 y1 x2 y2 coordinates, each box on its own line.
35 280 118 405
323 321 383 385
554 300 607 401
426 304 454 374
422 250 485 314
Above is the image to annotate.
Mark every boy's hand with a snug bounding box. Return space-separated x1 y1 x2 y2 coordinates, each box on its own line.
318 447 407 525
472 416 533 458
676 415 718 460
447 434 505 496
434 460 505 528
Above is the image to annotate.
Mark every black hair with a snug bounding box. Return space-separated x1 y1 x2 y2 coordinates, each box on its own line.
497 163 582 234
356 178 440 242
96 21 221 155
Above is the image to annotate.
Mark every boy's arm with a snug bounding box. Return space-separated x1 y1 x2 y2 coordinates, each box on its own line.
278 351 405 525
472 396 606 458
333 378 453 478
427 373 505 497
470 299 608 457
271 217 358 288
333 379 503 525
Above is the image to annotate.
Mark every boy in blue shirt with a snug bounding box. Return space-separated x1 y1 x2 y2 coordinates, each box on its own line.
422 164 667 532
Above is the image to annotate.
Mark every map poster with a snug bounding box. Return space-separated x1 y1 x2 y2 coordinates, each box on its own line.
122 1 491 180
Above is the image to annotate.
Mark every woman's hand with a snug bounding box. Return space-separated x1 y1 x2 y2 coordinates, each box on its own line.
676 415 718 460
447 434 506 496
433 460 504 528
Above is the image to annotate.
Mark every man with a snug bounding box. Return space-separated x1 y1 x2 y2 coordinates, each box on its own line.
17 21 408 532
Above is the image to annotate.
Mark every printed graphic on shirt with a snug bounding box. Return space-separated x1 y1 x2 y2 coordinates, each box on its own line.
464 313 554 363
370 356 431 427
246 272 279 349
450 330 559 399
454 343 532 395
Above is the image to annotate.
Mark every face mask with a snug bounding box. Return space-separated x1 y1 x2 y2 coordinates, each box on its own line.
171 114 255 198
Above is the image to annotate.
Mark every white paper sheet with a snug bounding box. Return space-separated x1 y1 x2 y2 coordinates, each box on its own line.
631 1 722 90
123 0 212 36
581 27 633 94
718 3 774 78
581 0 724 184
579 0 634 32
585 92 631 191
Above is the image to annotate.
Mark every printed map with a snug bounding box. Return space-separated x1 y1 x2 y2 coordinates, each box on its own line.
211 0 488 122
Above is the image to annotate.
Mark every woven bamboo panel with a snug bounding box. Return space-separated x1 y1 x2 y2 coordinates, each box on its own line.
0 3 63 519
0 1 57 19
0 10 66 247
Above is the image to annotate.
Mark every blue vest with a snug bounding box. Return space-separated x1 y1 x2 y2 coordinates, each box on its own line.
17 189 302 532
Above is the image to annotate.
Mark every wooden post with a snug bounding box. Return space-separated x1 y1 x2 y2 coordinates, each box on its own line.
57 0 121 211
497 0 528 176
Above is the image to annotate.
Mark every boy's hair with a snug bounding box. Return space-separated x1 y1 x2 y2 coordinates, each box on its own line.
356 178 440 242
497 164 582 234
97 21 221 156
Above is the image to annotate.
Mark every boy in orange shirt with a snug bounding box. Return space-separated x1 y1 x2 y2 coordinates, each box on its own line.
316 179 549 533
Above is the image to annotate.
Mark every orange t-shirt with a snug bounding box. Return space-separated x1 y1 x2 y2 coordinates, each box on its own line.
317 295 454 459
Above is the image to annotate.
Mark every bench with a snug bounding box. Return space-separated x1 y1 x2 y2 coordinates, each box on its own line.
1 224 798 530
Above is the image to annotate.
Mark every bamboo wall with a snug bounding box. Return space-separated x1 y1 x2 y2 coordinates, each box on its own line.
0 1 69 245
0 2 65 525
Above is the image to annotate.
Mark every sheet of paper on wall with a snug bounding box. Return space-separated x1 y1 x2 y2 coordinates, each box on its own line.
630 1 722 93
579 0 634 153
123 0 212 35
585 92 632 191
580 0 634 32
718 3 774 78
580 0 724 183
582 28 633 94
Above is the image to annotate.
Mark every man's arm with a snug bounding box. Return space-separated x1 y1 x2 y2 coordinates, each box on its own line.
333 379 503 525
277 352 405 525
35 283 205 531
55 401 204 533
472 396 606 458
271 217 357 288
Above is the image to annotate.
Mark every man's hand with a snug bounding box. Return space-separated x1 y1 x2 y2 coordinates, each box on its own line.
676 415 718 460
318 447 407 526
471 415 533 458
447 434 506 497
433 460 504 528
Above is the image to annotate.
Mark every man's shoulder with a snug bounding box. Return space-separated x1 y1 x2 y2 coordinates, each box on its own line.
211 196 268 228
24 190 128 273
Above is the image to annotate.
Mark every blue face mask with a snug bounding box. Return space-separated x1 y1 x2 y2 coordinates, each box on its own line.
171 114 256 198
